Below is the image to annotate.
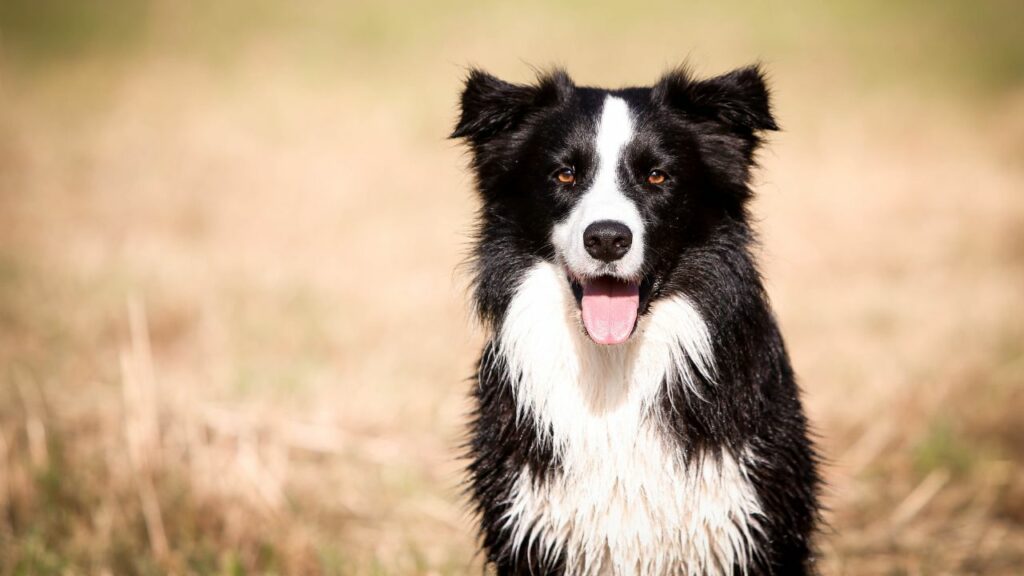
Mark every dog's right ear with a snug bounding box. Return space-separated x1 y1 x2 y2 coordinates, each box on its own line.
451 68 573 145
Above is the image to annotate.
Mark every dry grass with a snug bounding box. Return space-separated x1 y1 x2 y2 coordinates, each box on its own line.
1 2 1023 574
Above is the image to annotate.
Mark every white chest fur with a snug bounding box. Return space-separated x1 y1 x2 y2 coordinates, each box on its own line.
496 262 763 576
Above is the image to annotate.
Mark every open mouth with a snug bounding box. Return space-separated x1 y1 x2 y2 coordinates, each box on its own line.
569 275 653 345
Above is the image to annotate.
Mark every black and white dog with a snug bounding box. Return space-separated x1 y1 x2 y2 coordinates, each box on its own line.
452 64 820 576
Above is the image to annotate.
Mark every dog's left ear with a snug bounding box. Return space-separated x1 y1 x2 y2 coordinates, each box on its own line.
653 64 778 134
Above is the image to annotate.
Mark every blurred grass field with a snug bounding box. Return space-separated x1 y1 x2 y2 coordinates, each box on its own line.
1 1 1023 574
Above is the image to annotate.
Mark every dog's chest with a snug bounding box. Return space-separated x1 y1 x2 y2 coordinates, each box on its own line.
497 262 763 575
506 426 762 576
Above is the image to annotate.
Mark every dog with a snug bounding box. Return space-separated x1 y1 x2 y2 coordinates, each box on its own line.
452 64 821 576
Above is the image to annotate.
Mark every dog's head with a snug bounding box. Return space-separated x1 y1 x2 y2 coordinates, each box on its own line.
453 65 776 345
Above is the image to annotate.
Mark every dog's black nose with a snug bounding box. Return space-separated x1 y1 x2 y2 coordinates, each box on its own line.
583 220 632 262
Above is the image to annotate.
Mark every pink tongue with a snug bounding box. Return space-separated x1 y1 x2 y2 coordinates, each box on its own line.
581 277 640 345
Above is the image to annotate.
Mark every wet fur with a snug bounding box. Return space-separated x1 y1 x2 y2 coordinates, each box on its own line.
453 65 821 575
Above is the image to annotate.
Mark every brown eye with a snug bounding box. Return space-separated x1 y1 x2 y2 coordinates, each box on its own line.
647 170 667 185
556 168 575 184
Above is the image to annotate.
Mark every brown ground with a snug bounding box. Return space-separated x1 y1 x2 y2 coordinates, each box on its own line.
1 2 1022 574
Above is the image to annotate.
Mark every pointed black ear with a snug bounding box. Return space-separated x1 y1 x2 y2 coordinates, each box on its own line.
654 65 778 132
451 68 573 144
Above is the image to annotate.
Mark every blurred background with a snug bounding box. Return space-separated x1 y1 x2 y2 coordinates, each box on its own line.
1 1 1022 574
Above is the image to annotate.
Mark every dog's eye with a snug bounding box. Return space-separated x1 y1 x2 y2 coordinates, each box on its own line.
647 170 667 185
555 168 576 185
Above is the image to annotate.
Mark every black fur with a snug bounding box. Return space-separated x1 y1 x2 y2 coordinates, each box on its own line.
453 64 821 575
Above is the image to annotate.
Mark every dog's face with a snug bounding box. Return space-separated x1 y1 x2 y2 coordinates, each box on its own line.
453 66 776 345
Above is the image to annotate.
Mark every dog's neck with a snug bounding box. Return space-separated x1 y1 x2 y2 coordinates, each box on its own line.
497 260 716 437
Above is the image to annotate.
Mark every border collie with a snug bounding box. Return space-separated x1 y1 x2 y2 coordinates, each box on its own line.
452 64 820 576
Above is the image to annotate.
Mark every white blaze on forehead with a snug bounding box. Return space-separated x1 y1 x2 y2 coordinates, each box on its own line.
595 96 634 166
552 95 645 279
